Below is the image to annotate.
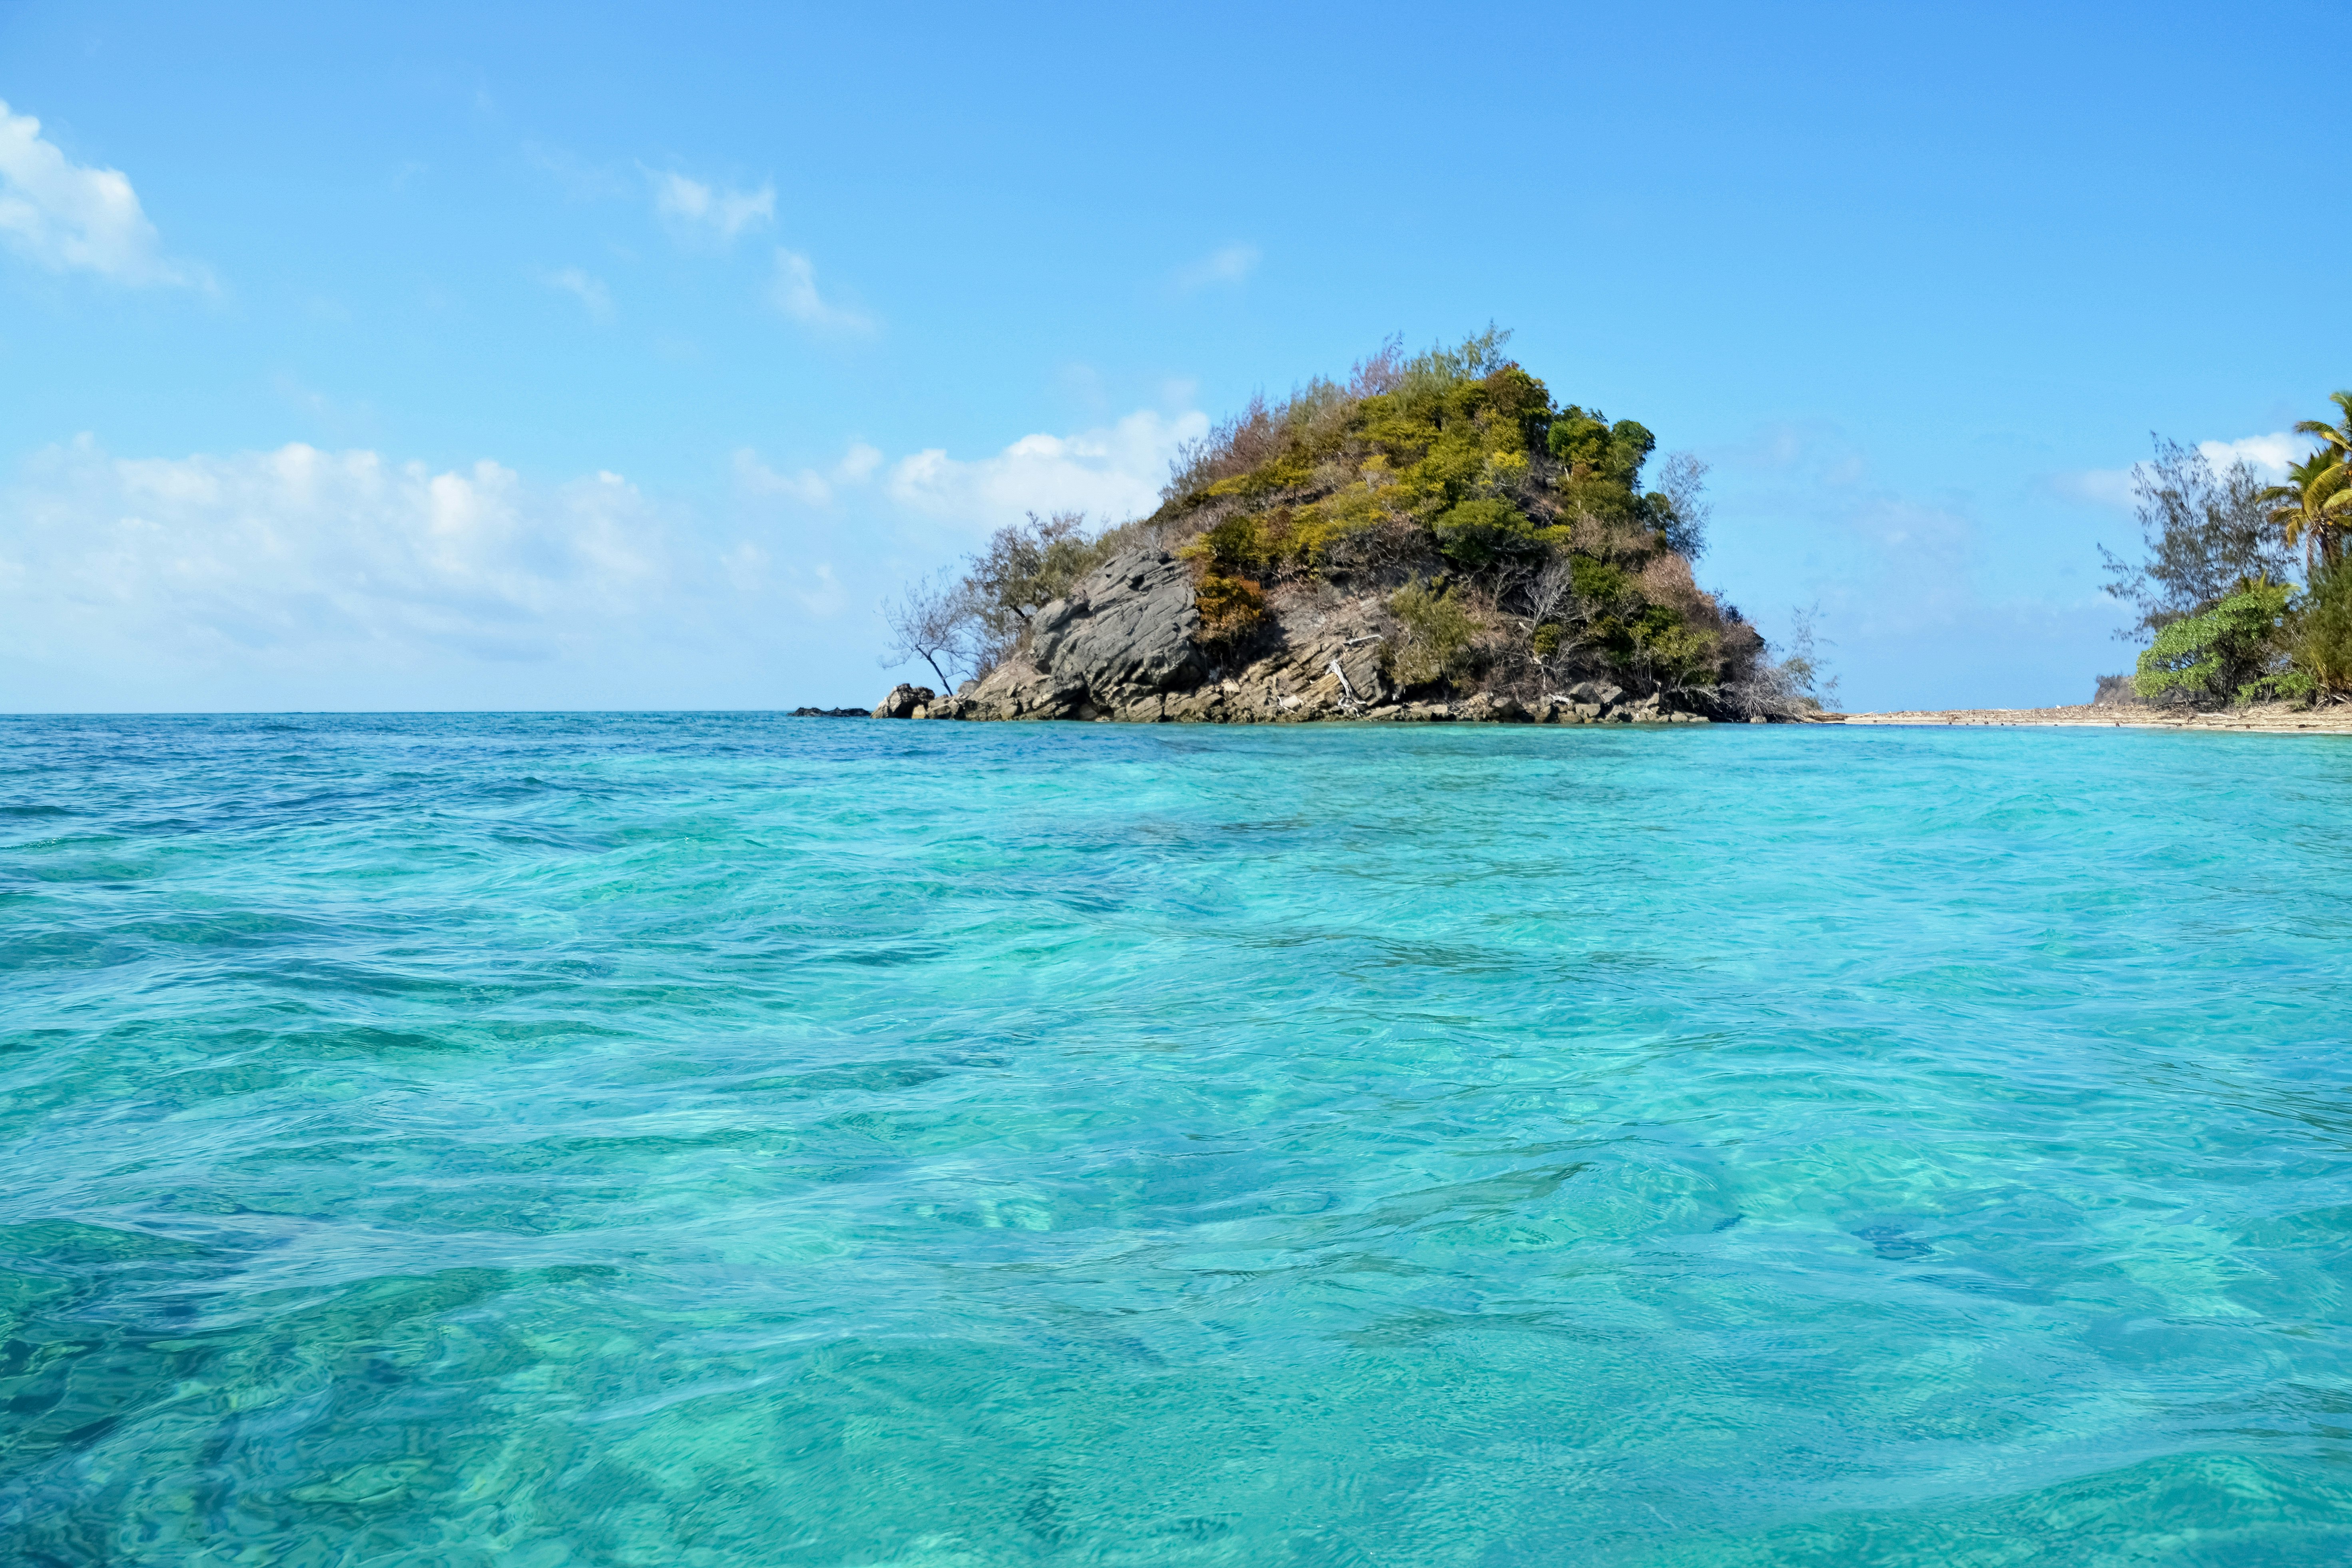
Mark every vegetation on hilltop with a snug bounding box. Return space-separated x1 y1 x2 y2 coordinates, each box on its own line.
886 330 1830 717
2103 392 2352 707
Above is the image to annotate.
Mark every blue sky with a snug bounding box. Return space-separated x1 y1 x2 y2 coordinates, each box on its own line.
4 0 2348 713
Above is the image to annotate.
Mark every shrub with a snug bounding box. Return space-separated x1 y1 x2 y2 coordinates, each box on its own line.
1195 572 1268 641
1570 556 1634 606
1432 496 1543 569
2132 581 2292 705
1193 515 1266 574
1158 329 1677 578
1385 581 1478 689
1630 613 1722 689
2289 562 2352 697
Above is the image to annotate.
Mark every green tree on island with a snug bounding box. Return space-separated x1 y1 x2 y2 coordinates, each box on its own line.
2109 390 2352 706
887 329 1833 720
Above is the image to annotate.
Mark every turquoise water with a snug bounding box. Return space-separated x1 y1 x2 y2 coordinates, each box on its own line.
2 714 2349 1567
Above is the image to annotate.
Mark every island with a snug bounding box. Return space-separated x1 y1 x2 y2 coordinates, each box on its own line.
872 332 1821 725
870 336 2352 726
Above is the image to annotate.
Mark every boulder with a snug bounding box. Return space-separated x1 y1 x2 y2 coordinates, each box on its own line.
1667 686 1734 721
871 683 935 719
1456 692 1532 723
1566 680 1625 710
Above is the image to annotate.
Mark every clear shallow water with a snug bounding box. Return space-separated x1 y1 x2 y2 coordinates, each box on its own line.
2 713 2349 1568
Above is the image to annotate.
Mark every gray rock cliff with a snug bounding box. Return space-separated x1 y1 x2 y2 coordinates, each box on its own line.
889 550 1720 725
951 550 1208 720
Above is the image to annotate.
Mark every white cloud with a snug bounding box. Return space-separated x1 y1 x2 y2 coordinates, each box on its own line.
0 438 707 670
2197 432 2305 482
0 98 205 287
770 248 873 332
733 442 883 507
648 169 774 244
1173 243 1259 292
0 404 1214 709
537 265 614 321
2056 430 2313 510
886 408 1209 531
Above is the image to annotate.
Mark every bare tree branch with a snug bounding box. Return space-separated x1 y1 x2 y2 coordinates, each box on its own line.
1654 452 1712 560
879 574 974 692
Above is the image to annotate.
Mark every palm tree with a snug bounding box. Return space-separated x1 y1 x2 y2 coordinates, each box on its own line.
2297 389 2352 465
2261 448 2352 571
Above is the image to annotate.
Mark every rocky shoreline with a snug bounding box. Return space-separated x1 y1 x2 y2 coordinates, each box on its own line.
853 546 2352 734
870 548 1744 726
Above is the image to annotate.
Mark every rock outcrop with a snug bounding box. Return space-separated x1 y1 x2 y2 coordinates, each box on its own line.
949 550 1210 721
1030 551 1207 702
894 553 1721 726
871 683 937 719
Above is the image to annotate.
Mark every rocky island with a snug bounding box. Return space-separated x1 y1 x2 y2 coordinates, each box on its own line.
873 331 1826 725
873 548 1722 724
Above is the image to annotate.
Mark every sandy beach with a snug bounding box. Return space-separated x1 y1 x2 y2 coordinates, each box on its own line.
1820 703 2352 734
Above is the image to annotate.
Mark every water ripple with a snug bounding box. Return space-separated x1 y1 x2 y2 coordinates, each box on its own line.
2 713 2349 1565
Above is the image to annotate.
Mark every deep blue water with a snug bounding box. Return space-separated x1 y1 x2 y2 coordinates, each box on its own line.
2 713 2349 1566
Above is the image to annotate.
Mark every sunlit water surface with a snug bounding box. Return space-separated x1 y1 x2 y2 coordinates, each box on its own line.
3 713 2350 1566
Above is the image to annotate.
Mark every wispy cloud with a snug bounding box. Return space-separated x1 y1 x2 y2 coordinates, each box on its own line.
770 248 873 333
1173 242 1259 293
2050 467 2136 509
2055 429 2312 510
647 169 774 245
536 264 614 322
523 141 632 200
0 98 207 288
733 442 884 507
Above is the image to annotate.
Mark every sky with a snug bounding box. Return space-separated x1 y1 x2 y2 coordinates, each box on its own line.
4 0 2349 713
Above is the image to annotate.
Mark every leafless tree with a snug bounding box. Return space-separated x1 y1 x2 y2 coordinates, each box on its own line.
1724 604 1838 717
1525 554 1577 625
879 574 975 692
1654 452 1712 561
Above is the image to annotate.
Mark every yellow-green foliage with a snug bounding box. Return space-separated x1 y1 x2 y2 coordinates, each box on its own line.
1570 557 1634 605
1159 330 1740 689
1164 333 1664 574
1631 615 1722 687
1385 581 1478 687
